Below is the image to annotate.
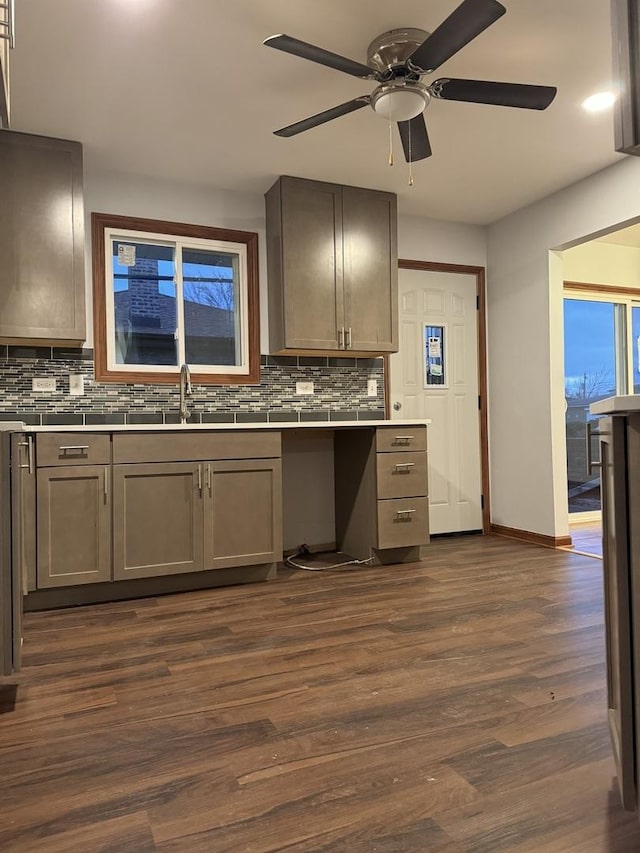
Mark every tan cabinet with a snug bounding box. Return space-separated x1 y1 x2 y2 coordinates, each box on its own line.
0 0 10 127
112 432 283 580
599 414 637 811
36 465 111 588
204 458 282 570
112 462 204 580
266 175 397 355
0 130 85 343
12 434 36 595
335 425 429 562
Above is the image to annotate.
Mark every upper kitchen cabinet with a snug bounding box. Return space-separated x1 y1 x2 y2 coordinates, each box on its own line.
0 130 86 344
266 175 398 355
0 0 12 127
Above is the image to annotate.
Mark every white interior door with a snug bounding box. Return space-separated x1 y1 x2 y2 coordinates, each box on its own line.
390 268 483 534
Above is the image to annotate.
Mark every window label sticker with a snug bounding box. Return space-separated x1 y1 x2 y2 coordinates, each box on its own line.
118 244 136 267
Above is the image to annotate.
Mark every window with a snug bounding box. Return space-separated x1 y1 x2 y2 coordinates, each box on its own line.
92 213 260 384
563 284 640 516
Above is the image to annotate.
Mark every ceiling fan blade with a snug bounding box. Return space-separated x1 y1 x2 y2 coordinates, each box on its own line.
409 0 506 73
431 78 557 109
274 97 371 137
398 114 432 162
264 34 376 79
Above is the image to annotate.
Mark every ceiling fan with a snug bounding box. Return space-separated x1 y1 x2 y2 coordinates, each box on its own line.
264 0 557 163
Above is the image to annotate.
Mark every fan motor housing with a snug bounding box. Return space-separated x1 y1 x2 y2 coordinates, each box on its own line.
366 28 430 76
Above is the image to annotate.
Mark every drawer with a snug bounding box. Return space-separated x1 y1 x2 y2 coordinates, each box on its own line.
112 430 281 464
376 497 429 550
375 425 427 453
36 433 111 467
376 451 428 500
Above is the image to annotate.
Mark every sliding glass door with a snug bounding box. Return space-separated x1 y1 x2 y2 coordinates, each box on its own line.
564 292 640 517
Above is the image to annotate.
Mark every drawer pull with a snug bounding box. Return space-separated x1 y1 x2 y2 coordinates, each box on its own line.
18 437 34 474
394 435 414 442
59 445 90 451
395 509 416 517
394 462 415 470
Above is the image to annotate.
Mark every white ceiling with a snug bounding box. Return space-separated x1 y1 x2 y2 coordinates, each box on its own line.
10 0 624 224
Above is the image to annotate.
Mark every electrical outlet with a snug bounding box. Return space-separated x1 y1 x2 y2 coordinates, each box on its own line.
367 379 378 397
32 377 57 393
296 381 314 395
69 374 85 396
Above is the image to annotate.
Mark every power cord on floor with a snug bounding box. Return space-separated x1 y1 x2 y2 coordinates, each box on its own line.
284 543 373 572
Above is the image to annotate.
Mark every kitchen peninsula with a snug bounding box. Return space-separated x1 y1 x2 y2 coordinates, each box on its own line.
7 419 430 621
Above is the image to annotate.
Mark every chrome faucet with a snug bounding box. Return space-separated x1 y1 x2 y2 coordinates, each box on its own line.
179 363 192 423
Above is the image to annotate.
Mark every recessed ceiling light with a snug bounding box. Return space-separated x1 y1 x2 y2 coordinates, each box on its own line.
582 91 617 112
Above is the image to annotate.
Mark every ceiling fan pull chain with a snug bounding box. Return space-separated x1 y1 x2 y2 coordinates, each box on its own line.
388 117 394 166
408 124 414 186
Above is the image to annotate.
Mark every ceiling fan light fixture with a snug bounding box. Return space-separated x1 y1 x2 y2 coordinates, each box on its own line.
371 84 429 122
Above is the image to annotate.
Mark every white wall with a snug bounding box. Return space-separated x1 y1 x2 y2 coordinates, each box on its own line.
487 155 640 538
83 168 267 349
562 240 640 288
399 214 486 266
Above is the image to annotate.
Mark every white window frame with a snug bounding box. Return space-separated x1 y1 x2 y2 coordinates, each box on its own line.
104 226 250 376
91 212 260 386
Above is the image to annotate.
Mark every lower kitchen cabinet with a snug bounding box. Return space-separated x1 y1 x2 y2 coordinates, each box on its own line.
112 457 283 580
204 458 282 570
113 462 204 580
598 413 638 812
36 465 111 588
335 425 429 562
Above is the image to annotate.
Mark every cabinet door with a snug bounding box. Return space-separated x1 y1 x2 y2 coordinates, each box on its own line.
113 462 204 580
0 0 8 127
1 434 14 674
277 177 344 350
624 414 640 815
342 186 398 352
600 417 636 810
204 459 282 570
7 434 35 673
0 131 85 342
37 465 111 588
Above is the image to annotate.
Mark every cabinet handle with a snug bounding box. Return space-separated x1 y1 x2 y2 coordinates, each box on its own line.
395 509 416 517
197 464 202 493
394 462 415 470
346 327 352 349
59 445 90 451
103 469 109 500
338 328 345 349
394 435 414 442
206 462 211 493
18 436 34 475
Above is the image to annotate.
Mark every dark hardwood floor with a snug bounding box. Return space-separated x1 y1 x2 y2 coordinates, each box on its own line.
566 520 603 559
1 534 639 851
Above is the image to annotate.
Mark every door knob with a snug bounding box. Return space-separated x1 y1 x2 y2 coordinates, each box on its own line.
393 401 402 411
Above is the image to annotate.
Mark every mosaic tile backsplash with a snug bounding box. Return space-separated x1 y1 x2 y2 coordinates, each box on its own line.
0 347 385 426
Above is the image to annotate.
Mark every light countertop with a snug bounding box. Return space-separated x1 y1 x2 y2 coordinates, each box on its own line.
17 418 431 433
590 396 640 416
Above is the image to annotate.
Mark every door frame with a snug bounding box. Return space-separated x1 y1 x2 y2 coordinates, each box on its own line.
385 259 490 534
